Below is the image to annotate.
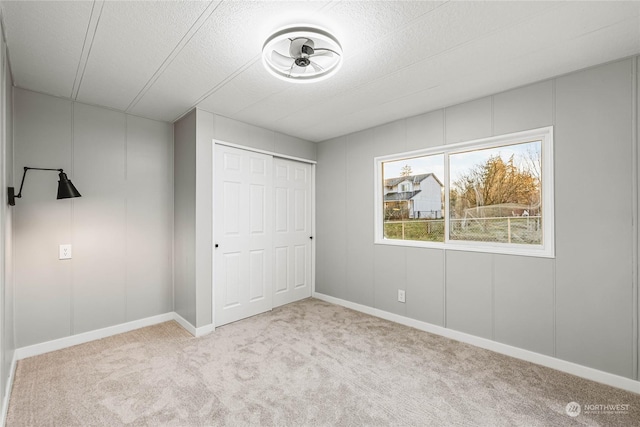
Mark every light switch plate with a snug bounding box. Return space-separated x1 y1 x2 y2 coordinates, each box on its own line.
59 244 72 260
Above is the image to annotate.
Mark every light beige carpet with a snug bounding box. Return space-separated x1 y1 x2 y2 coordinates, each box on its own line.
6 298 640 426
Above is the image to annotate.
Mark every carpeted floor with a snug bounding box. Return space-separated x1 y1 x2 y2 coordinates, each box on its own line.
6 298 640 426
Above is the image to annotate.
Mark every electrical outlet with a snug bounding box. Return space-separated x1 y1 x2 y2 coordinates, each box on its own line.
59 244 72 260
398 289 406 303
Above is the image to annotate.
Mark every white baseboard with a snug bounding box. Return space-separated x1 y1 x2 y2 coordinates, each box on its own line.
172 312 196 336
15 312 175 360
195 324 215 337
312 292 640 395
1 354 17 427
13 312 216 363
173 312 214 337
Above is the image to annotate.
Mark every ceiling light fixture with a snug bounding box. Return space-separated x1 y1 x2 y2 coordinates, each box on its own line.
262 26 342 83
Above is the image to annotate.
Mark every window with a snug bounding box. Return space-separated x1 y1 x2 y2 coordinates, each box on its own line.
374 127 554 257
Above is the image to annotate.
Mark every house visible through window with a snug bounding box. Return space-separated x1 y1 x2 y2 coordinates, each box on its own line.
382 154 445 242
374 127 554 257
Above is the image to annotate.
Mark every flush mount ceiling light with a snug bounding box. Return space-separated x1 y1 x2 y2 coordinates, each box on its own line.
262 26 342 83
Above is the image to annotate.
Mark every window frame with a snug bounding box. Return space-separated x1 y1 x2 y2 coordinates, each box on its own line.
374 126 554 258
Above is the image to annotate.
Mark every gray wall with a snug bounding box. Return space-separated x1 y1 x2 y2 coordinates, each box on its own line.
195 110 212 328
173 110 196 325
173 109 316 328
316 57 639 380
0 22 14 412
13 88 173 348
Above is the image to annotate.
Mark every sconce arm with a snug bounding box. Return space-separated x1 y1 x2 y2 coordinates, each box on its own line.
8 167 65 206
14 167 64 199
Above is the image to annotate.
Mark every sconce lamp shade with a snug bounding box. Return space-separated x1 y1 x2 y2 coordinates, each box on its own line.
57 172 81 200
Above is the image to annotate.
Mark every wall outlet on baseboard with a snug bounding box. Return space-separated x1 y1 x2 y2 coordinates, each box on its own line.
398 289 406 303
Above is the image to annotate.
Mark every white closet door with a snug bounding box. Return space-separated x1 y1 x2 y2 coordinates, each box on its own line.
214 145 273 326
273 158 312 307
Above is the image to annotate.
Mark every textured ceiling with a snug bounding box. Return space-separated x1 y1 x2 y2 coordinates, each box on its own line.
1 1 639 142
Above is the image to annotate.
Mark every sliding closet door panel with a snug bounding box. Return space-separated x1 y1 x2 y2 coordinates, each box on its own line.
214 145 272 326
273 158 312 307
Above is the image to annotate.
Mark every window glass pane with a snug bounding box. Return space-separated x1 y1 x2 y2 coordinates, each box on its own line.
382 154 444 242
448 141 542 244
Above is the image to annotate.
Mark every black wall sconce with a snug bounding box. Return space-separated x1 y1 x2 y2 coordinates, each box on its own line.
8 167 82 206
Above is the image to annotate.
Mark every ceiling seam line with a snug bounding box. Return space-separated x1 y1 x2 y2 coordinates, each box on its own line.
174 55 261 121
71 0 104 101
70 0 97 99
125 0 224 113
317 0 341 13
72 0 105 100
